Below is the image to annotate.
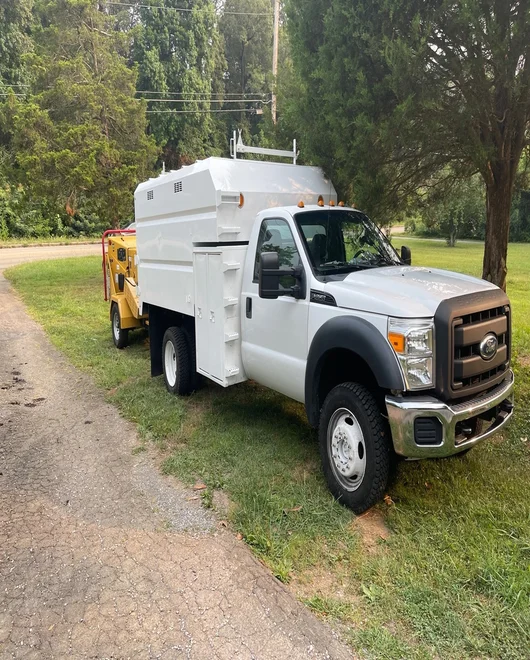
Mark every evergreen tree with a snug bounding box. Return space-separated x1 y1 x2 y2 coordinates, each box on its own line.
2 0 158 229
133 0 226 167
0 0 33 89
220 0 274 141
285 0 530 289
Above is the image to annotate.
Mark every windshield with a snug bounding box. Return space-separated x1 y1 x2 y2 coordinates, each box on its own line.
294 209 401 276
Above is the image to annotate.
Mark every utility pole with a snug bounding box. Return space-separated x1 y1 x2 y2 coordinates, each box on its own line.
271 0 280 124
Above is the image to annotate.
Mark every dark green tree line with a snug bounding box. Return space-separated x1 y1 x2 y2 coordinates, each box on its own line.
285 0 530 289
1 0 157 230
0 0 276 236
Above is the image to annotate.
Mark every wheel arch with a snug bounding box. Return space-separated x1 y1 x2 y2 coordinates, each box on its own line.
148 305 195 377
305 316 405 427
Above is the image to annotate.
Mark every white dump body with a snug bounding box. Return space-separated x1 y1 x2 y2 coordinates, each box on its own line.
134 157 336 314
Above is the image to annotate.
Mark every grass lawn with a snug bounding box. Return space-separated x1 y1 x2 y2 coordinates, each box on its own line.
6 238 530 659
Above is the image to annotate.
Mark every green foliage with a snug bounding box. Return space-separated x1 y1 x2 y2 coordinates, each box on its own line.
0 184 65 238
284 1 530 284
132 0 226 167
283 0 401 216
220 0 272 96
1 0 158 230
0 0 33 88
408 175 486 244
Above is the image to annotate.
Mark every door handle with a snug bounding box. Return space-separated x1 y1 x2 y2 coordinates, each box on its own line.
246 297 252 319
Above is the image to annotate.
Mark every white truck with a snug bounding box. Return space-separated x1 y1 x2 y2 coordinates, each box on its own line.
109 140 514 513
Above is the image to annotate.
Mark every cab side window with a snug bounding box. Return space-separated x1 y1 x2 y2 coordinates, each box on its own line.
253 218 301 282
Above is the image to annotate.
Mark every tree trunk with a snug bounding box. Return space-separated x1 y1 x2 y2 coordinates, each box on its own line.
482 175 513 291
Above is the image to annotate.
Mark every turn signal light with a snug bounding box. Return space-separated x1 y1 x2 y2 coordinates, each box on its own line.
388 332 405 353
298 200 305 208
239 193 244 208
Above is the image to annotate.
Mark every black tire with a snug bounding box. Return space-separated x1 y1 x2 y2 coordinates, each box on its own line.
162 326 193 395
111 303 129 349
319 382 392 514
182 325 202 391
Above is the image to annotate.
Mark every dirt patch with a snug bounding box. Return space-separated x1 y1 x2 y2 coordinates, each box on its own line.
353 509 391 554
517 355 530 368
291 564 355 604
212 489 233 517
292 457 320 483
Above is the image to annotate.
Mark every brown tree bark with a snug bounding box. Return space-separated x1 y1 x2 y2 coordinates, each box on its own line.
482 172 514 291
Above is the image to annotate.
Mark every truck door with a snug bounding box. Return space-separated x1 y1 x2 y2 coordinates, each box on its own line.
241 217 309 402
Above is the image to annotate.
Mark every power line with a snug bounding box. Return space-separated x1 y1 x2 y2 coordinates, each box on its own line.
146 108 261 113
105 2 273 16
136 91 268 97
138 98 266 103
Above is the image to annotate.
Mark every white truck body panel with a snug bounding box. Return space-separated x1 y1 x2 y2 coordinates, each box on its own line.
134 158 336 315
193 245 247 387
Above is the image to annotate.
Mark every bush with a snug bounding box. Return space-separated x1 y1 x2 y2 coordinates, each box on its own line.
0 184 107 239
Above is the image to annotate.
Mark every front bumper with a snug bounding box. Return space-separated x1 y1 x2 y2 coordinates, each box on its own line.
385 371 515 458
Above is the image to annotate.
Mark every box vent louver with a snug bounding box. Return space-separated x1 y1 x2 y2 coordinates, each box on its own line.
174 181 183 193
147 190 154 200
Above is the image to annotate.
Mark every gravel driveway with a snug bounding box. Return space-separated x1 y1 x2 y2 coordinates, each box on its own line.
0 247 353 659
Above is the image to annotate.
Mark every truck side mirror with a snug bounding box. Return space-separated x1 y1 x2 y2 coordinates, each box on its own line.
401 245 412 266
259 251 281 299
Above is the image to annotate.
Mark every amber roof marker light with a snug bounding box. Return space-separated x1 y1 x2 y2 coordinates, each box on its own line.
297 200 305 208
317 195 325 207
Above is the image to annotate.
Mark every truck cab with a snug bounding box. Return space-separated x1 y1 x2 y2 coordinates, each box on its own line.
107 146 514 513
239 203 513 511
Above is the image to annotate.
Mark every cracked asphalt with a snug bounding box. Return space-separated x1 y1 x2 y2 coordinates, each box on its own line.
0 247 353 659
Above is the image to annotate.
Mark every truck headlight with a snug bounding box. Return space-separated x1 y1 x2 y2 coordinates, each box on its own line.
388 318 434 390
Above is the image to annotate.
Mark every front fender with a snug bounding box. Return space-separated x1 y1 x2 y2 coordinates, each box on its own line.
305 316 405 426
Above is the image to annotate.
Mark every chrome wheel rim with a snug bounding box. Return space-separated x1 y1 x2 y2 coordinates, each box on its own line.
164 340 177 387
327 407 366 491
113 310 120 341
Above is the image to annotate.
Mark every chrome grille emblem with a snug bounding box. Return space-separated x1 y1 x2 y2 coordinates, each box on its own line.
479 333 498 361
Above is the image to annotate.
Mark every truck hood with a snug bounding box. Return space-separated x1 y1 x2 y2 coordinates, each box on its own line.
323 266 498 318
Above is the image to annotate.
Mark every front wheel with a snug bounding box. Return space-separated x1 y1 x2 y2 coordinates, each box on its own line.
319 382 392 514
111 303 129 349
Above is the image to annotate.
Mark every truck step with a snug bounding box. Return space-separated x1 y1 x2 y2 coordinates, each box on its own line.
224 332 240 343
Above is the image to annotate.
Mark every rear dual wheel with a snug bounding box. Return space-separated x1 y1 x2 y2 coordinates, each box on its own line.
162 326 199 396
319 382 392 514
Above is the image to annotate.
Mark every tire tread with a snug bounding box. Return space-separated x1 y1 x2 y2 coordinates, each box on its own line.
163 326 192 395
319 382 392 513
